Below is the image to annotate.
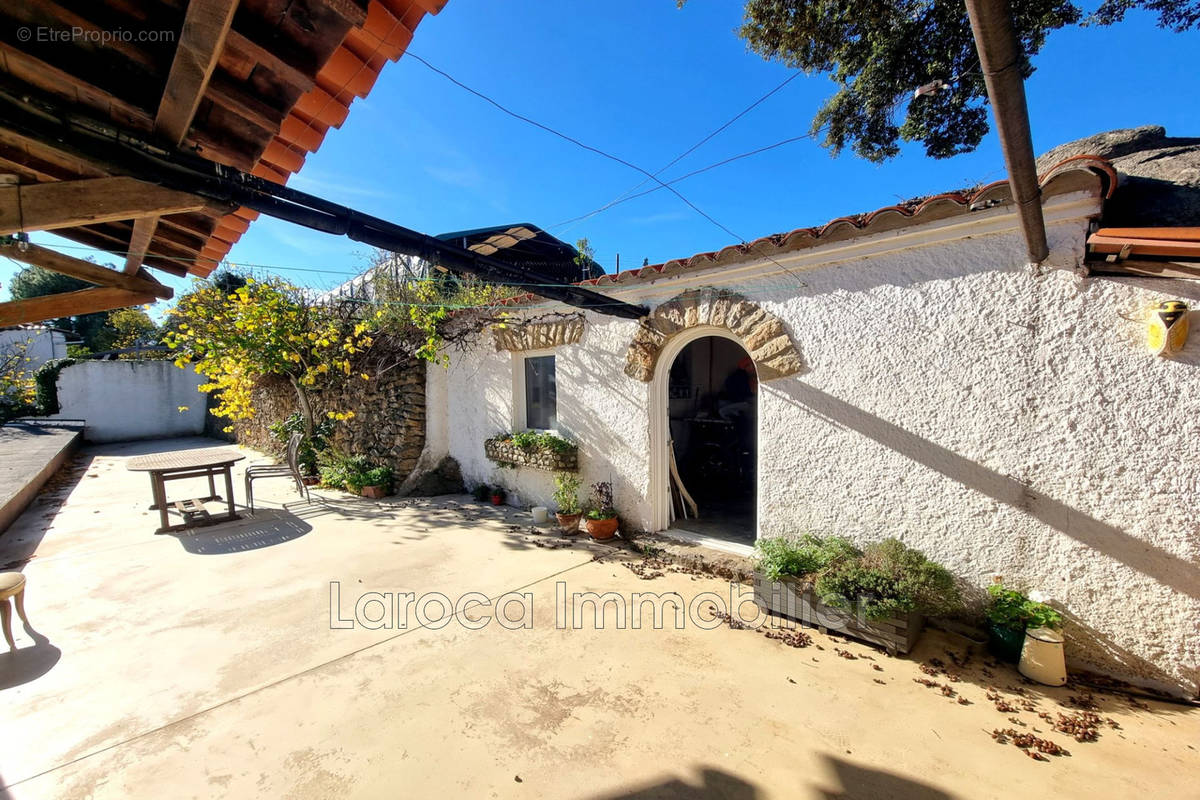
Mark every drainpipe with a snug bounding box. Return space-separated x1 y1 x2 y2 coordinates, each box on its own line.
964 0 1049 264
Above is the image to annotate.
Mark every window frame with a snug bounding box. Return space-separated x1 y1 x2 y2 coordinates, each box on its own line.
512 348 558 432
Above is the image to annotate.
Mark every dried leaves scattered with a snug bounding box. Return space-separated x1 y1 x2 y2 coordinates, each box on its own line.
764 629 814 648
991 728 1071 759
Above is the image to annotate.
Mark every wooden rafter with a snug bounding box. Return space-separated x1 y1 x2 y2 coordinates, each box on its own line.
125 0 239 274
0 177 217 236
2 241 173 300
0 287 159 327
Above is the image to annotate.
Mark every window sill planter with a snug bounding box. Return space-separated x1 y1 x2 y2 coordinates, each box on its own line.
484 437 578 472
752 573 924 655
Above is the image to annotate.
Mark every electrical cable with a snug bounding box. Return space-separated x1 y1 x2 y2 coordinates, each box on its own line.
556 72 802 235
406 52 810 287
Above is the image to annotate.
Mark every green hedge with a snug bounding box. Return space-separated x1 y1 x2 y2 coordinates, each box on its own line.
33 357 79 415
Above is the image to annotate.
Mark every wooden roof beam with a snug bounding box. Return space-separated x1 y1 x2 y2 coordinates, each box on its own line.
0 176 218 236
157 0 240 145
46 228 191 278
0 287 159 327
225 30 317 94
1 241 173 300
126 0 239 274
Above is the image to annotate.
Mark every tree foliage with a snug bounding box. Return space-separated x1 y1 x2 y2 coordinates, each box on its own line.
0 335 37 422
165 276 376 434
94 307 160 354
702 0 1196 162
8 264 112 351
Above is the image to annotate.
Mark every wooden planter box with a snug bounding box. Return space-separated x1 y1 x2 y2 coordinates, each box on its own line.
484 438 578 472
753 573 924 654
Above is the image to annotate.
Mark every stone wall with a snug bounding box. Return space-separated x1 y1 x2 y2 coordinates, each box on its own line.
234 359 426 482
624 289 804 382
484 438 578 471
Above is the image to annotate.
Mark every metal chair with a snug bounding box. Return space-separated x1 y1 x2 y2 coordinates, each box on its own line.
244 432 310 512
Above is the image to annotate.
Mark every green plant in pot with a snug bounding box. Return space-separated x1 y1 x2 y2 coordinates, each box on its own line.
985 580 1063 663
358 465 394 499
754 534 860 582
490 485 507 506
815 538 961 620
584 481 618 541
317 450 392 498
552 472 582 535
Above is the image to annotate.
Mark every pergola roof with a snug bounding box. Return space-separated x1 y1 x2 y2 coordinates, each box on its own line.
0 0 446 324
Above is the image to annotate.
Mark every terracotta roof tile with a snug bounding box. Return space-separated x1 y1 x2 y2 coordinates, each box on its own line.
491 157 1117 308
198 1 447 274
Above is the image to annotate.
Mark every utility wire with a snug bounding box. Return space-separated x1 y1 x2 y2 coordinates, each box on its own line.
556 72 801 235
406 52 739 242
551 133 814 229
406 52 809 286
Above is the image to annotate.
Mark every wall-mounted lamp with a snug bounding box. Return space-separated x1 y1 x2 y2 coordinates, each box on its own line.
1147 300 1189 357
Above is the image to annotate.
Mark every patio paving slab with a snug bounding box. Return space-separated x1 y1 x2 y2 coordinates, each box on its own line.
0 437 1197 799
0 422 82 537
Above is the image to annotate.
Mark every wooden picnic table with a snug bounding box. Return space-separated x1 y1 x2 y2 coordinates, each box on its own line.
126 448 245 534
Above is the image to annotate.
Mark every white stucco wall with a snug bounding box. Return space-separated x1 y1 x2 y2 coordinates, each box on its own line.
48 361 208 442
425 192 1200 696
0 328 67 377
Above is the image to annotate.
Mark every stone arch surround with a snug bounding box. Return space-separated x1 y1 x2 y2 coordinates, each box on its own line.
624 288 804 382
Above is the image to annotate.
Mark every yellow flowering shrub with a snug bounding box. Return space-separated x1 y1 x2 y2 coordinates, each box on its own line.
165 276 376 433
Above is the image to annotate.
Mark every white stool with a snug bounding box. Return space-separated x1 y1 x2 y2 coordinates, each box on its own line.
1019 626 1067 686
0 572 30 651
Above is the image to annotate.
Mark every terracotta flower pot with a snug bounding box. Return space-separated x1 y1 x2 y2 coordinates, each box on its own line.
301 476 320 487
491 494 505 506
555 512 582 535
361 485 388 499
585 516 618 540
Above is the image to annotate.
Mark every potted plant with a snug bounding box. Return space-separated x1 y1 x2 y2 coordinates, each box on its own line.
985 580 1063 663
318 450 369 492
472 484 491 502
584 481 618 540
552 472 582 534
490 486 507 506
359 465 394 499
753 535 961 654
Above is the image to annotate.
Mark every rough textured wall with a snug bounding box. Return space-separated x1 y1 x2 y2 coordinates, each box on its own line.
234 359 426 481
428 207 1200 697
433 313 649 523
48 361 207 442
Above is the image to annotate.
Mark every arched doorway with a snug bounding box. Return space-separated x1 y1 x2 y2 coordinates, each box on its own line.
666 334 757 544
648 326 759 545
633 289 804 543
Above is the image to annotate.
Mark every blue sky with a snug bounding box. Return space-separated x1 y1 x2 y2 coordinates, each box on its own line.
3 1 1196 304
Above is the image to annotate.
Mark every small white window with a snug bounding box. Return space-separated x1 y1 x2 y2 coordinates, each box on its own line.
523 354 557 430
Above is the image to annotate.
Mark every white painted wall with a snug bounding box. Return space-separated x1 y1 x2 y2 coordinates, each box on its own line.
47 361 208 442
0 327 67 377
425 190 1200 696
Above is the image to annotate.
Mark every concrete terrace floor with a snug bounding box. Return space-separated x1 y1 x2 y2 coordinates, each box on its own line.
1 437 1198 799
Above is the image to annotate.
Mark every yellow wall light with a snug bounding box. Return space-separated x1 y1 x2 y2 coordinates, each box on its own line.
1147 300 1189 357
